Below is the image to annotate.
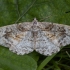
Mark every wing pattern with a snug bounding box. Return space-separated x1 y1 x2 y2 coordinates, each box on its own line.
0 18 70 56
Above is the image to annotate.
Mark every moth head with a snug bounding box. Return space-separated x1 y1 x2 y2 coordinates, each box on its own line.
31 18 39 31
32 18 38 26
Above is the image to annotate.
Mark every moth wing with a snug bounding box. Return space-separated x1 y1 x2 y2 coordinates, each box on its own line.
35 30 60 56
0 22 34 55
38 22 70 47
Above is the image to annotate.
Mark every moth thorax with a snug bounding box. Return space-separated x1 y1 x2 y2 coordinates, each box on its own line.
32 26 39 32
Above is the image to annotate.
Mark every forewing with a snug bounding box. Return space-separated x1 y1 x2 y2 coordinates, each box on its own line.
38 22 70 47
0 22 34 55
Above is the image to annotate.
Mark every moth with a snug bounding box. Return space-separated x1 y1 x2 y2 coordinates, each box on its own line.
0 18 70 56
